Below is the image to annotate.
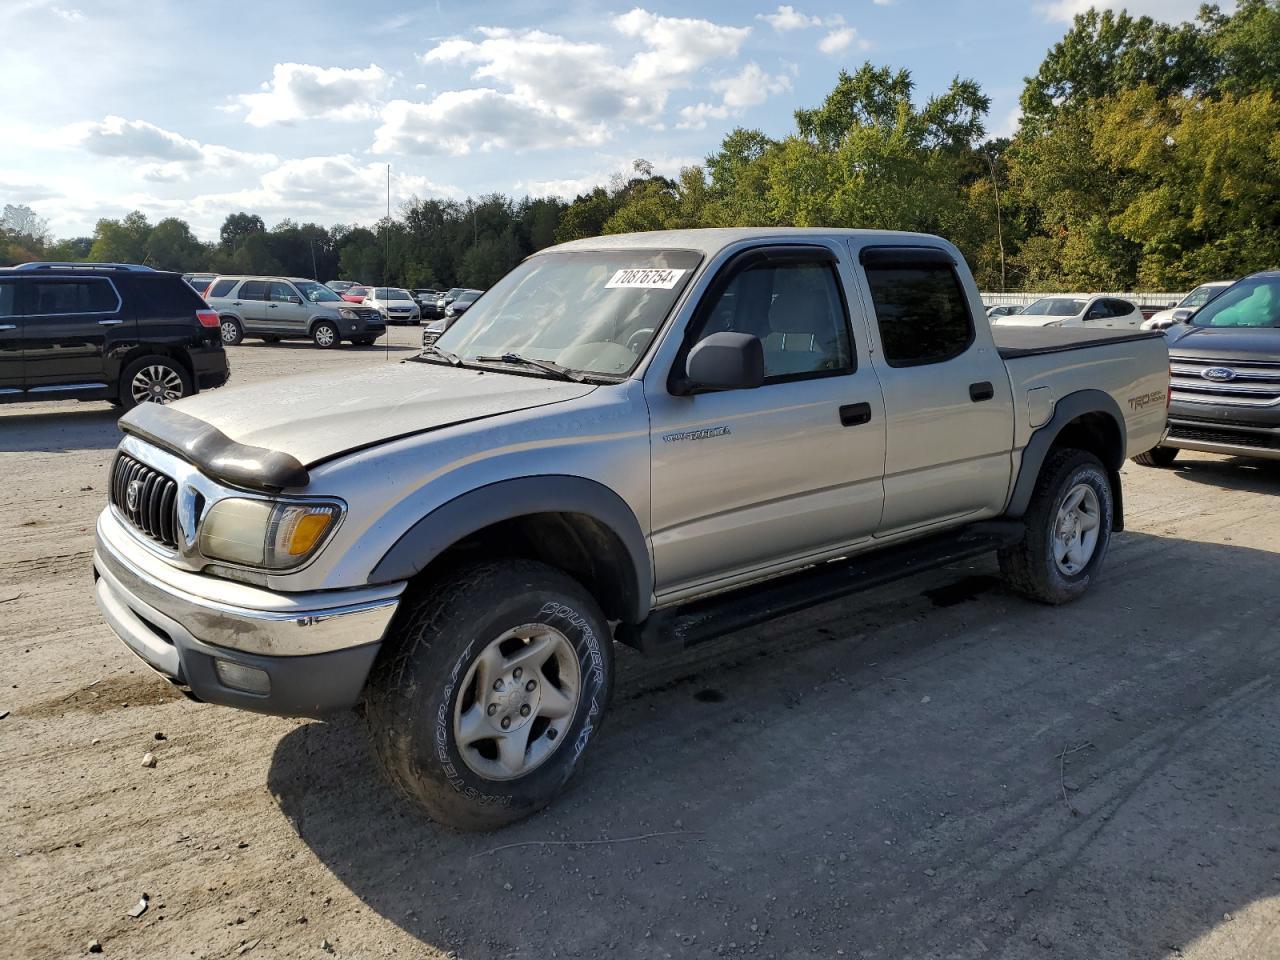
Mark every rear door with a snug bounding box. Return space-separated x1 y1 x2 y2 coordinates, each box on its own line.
0 278 21 395
235 280 270 330
21 276 131 392
852 244 1015 535
268 281 310 335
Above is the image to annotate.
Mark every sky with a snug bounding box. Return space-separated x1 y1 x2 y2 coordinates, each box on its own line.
0 0 1220 242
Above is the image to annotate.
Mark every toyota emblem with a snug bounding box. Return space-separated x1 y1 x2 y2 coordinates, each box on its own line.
1202 367 1237 382
126 479 142 512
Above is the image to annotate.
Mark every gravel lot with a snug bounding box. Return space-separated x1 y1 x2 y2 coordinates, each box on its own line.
3 326 1278 960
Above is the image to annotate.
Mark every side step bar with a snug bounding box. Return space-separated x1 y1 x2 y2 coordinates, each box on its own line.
618 520 1025 655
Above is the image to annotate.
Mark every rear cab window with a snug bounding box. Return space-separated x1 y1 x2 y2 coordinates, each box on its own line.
860 248 974 367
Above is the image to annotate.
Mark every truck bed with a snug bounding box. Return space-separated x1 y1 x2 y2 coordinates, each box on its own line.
993 326 1164 360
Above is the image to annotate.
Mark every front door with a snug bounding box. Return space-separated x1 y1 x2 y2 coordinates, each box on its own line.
268 281 310 334
21 276 129 392
852 245 1015 535
0 279 21 395
646 245 887 600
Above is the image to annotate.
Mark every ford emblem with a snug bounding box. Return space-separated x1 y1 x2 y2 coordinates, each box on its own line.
126 479 142 512
1202 367 1237 382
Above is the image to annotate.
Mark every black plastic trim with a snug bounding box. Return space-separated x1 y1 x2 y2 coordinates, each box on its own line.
369 475 652 622
119 402 310 492
1005 388 1127 527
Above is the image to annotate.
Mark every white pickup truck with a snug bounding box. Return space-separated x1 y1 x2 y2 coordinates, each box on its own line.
92 228 1169 829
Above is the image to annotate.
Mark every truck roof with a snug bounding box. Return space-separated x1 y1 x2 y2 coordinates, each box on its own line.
550 227 950 257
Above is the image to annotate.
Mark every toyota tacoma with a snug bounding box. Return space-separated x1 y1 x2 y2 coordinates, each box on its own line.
92 229 1169 829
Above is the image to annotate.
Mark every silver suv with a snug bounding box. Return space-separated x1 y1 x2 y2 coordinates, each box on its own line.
205 276 385 349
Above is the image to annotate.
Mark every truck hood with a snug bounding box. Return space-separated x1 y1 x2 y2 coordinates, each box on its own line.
1164 324 1280 363
131 360 596 468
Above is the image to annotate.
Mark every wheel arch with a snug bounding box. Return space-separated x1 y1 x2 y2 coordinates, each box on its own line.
369 476 652 624
117 345 196 389
1006 389 1127 531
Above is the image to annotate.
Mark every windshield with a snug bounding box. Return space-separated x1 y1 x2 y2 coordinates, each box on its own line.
374 287 412 300
1024 297 1086 316
1179 284 1225 309
294 280 342 303
435 249 702 377
1191 277 1280 328
456 291 480 304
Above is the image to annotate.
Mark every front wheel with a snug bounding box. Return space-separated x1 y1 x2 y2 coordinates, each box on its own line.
1132 446 1178 468
999 448 1114 605
312 321 340 349
364 560 614 831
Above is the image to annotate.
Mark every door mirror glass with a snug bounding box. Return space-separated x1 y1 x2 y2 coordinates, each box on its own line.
1171 308 1193 323
684 332 764 392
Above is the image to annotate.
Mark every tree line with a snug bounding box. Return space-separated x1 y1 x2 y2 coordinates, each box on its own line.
2 1 1276 292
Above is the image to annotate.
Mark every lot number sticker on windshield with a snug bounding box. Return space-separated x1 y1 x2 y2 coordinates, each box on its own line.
605 268 687 290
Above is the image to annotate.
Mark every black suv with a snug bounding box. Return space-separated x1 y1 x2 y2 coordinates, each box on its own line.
0 262 229 411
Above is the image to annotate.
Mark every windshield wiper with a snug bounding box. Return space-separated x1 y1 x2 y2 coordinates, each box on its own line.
473 353 585 382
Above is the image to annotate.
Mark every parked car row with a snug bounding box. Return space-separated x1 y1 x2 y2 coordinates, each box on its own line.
205 275 386 348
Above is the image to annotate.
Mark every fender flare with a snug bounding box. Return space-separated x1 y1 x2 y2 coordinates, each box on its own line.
368 475 653 623
1006 389 1127 528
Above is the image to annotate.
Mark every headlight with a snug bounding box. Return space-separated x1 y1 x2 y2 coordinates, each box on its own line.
199 498 343 570
339 308 357 319
445 307 455 317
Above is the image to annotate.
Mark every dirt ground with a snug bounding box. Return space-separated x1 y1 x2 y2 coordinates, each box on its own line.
2 325 1278 960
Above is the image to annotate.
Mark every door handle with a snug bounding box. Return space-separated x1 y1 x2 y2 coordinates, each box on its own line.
839 402 872 427
268 304 278 309
98 318 124 326
969 381 995 402
0 323 16 331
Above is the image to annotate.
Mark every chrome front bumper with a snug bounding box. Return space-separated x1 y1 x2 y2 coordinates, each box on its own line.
93 511 404 716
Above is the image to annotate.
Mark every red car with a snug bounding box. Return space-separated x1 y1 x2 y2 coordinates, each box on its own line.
341 285 370 303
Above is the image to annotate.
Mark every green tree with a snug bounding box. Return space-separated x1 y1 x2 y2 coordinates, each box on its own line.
146 217 206 271
88 211 151 264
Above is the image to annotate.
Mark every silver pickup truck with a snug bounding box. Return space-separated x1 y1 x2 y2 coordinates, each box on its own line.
92 229 1169 830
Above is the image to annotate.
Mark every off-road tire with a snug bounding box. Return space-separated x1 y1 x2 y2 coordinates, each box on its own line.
119 355 193 411
219 317 244 346
999 448 1114 605
1132 445 1178 467
364 560 614 831
312 321 340 349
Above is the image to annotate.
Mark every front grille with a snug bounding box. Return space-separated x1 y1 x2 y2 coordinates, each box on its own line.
111 453 180 547
1170 355 1280 406
1168 424 1278 450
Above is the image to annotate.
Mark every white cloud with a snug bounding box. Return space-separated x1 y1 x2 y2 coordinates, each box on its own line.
374 90 609 156
191 155 458 225
63 116 277 181
757 5 822 31
819 26 858 54
678 62 794 129
1041 0 1230 22
392 9 752 155
235 63 392 126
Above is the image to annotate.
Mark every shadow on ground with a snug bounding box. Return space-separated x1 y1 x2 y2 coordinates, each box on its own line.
268 533 1280 959
0 406 121 452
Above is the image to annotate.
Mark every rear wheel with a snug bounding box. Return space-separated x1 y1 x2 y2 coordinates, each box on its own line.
219 317 243 346
312 321 340 349
119 355 192 411
999 448 1114 605
1133 445 1178 467
365 560 614 830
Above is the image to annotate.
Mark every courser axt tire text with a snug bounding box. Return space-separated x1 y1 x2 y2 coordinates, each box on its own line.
364 559 614 831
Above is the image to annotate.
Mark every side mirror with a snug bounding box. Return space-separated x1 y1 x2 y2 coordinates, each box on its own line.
683 332 764 393
1171 308 1192 323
